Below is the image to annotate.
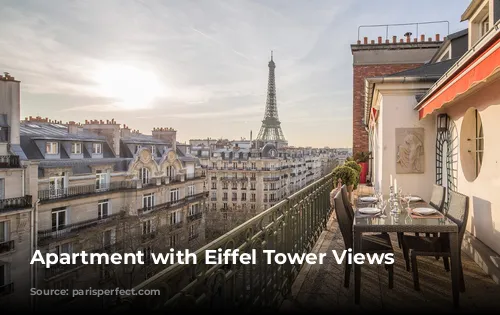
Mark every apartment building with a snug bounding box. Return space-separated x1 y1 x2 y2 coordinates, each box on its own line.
0 73 38 311
195 140 337 237
0 74 208 309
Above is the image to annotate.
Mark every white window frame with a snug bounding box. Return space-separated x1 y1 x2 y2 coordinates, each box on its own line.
189 204 199 216
71 142 82 154
0 221 8 243
49 175 65 198
170 189 179 202
46 142 59 154
95 171 108 191
92 143 102 154
51 208 67 231
54 242 73 255
170 211 182 225
189 224 196 238
142 193 155 211
98 199 110 219
480 14 490 37
151 146 156 155
142 220 153 235
187 185 195 196
140 168 150 185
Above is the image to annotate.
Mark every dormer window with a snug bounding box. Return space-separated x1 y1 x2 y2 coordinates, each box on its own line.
92 143 102 154
46 142 59 155
71 142 82 154
480 15 489 37
151 146 156 155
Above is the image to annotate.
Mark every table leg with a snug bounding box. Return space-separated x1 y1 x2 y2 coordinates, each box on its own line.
449 232 460 308
353 230 362 304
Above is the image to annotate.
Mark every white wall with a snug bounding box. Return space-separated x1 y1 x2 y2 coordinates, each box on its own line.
372 83 436 200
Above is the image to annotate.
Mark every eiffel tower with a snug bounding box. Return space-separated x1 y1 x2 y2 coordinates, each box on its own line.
256 51 286 144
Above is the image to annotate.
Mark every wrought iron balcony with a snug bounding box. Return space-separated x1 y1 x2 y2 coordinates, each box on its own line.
263 176 280 182
38 212 123 241
169 222 183 232
44 260 84 280
0 195 32 212
0 155 20 168
187 212 202 222
117 173 333 311
141 231 157 243
38 181 137 202
138 193 207 215
0 240 15 254
0 282 14 296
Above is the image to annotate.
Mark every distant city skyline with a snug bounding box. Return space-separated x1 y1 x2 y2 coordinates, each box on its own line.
0 0 469 147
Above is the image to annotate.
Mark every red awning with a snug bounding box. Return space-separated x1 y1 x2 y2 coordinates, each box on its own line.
418 37 500 119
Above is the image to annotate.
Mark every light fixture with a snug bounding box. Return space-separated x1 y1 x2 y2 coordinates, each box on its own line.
437 113 449 132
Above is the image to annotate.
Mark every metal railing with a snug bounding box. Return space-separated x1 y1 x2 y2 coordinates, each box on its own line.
187 212 202 222
138 193 207 215
0 240 15 254
0 195 32 212
117 172 333 311
357 21 449 41
38 181 137 201
38 212 123 241
0 155 20 168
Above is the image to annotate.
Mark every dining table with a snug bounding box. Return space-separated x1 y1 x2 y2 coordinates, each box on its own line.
353 195 460 307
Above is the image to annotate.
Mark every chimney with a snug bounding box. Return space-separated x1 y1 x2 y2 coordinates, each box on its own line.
83 119 121 157
392 36 397 43
250 130 253 142
121 124 131 138
0 72 21 146
420 34 425 42
152 127 177 152
377 36 382 44
435 34 440 41
363 37 368 44
68 121 78 134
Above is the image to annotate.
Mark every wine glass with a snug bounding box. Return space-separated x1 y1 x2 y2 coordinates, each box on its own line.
378 198 388 218
403 192 412 212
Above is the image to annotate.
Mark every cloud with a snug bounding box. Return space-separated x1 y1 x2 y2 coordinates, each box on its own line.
0 0 470 147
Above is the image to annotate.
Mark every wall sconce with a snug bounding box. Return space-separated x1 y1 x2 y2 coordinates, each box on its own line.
437 113 449 132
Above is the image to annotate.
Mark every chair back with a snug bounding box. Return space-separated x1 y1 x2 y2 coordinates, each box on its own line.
429 184 446 212
333 188 353 249
446 190 470 248
341 185 354 221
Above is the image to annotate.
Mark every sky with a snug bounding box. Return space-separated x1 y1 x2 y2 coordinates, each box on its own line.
0 0 471 148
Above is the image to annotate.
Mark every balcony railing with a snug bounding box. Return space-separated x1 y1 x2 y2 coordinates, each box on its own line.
38 181 137 202
0 155 20 168
169 222 183 231
0 240 15 254
45 260 83 280
0 195 32 212
187 212 202 222
138 192 207 215
0 283 14 296
263 176 280 182
118 173 333 311
38 212 123 241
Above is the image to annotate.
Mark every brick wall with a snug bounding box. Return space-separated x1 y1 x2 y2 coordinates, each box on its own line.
352 63 423 155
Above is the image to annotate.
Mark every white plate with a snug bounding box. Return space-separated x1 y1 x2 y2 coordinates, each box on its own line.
358 207 381 214
412 207 437 215
404 196 422 202
359 196 378 202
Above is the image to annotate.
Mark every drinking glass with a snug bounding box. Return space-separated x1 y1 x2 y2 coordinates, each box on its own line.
378 199 388 218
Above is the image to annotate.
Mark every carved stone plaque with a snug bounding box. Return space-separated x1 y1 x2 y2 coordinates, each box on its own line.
396 128 424 174
139 149 152 164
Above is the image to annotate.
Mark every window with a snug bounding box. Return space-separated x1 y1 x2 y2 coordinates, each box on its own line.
102 229 114 248
151 146 156 155
71 142 82 154
211 182 217 189
0 263 8 287
251 204 256 210
480 15 489 37
54 242 73 255
232 182 237 189
169 234 178 248
95 171 108 191
139 168 150 185
251 183 256 190
51 208 67 231
92 143 102 154
98 199 110 219
187 185 195 196
170 211 182 225
189 224 197 239
251 193 256 202
211 191 216 201
0 179 4 200
241 193 246 201
233 162 237 169
223 203 228 210
223 183 228 189
211 203 216 210
460 108 484 181
189 204 199 216
232 192 237 201
0 221 8 243
170 189 179 202
46 142 59 154
142 220 153 235
49 175 65 198
223 192 228 200
251 163 256 169
142 193 155 211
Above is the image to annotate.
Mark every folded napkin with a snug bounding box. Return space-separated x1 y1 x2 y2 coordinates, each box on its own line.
410 211 443 219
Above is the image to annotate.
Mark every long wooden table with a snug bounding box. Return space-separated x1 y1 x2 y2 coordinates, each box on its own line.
353 196 460 307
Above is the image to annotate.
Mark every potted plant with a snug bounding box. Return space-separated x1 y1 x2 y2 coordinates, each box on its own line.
331 165 357 201
353 151 371 184
344 161 362 190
